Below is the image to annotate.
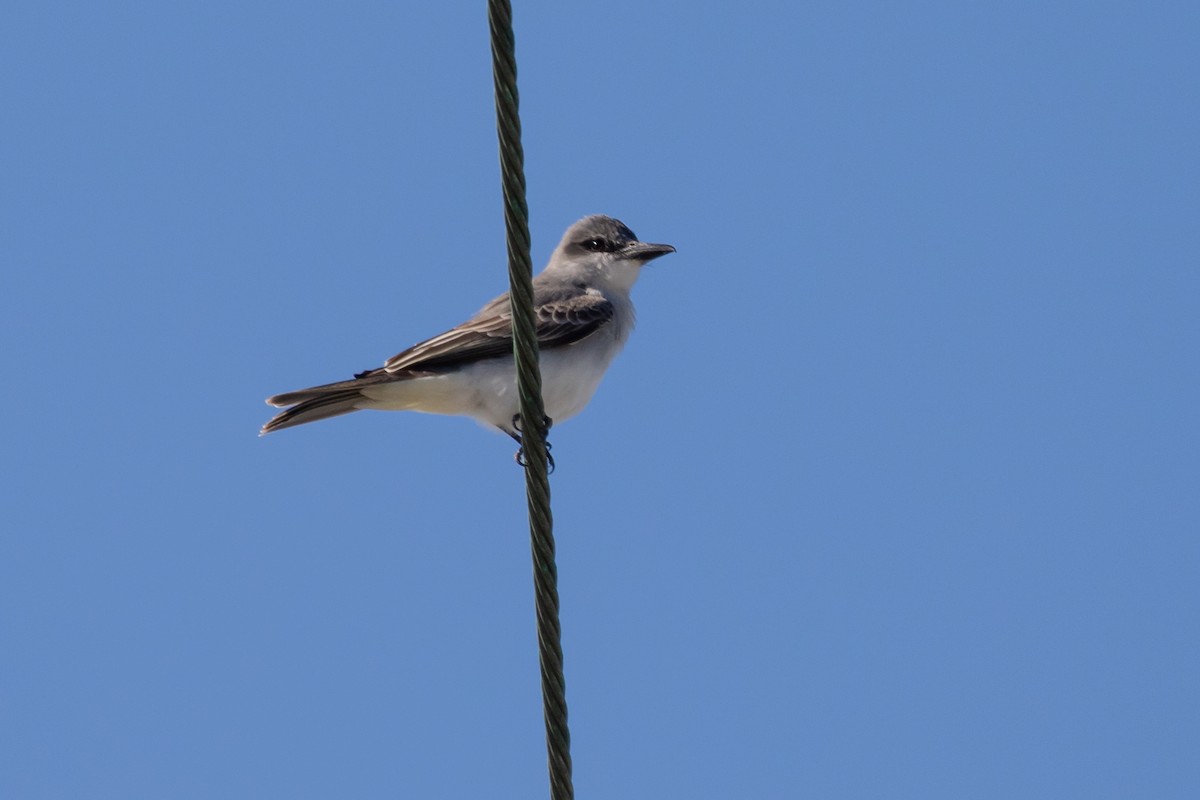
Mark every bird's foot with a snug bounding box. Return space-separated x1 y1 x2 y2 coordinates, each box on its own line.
510 413 553 435
511 414 555 474
513 442 555 474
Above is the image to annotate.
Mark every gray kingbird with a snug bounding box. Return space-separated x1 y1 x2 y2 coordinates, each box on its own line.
261 215 675 444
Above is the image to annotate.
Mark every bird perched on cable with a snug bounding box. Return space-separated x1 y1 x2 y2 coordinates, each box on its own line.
261 215 675 451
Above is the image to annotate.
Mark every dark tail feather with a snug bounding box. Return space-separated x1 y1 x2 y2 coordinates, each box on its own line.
260 388 363 435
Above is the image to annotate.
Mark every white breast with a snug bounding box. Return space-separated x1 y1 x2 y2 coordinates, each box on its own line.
359 289 636 433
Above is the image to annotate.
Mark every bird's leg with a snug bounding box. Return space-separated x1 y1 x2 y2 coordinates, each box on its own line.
510 413 555 473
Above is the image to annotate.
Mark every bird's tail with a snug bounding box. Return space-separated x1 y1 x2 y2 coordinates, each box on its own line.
260 384 365 435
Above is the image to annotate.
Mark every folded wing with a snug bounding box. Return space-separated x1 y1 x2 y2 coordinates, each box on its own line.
379 289 614 374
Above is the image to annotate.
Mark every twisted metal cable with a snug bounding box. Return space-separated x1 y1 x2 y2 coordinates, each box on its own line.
488 2 573 798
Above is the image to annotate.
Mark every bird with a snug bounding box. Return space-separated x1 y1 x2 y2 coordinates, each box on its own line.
260 215 675 453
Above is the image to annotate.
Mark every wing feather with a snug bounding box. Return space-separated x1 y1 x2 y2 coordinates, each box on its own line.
381 289 613 374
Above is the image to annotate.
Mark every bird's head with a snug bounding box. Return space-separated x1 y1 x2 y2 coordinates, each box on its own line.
548 215 675 291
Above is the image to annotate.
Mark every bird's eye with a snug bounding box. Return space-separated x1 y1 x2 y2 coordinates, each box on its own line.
582 237 611 252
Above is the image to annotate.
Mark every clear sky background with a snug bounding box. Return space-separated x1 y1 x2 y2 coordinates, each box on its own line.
3 2 1197 798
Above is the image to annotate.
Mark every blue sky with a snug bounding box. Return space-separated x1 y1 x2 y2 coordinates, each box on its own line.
3 2 1197 798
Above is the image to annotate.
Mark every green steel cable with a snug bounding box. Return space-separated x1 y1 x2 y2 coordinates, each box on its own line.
487 2 573 798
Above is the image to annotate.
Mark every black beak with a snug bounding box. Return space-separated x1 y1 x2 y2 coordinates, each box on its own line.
619 241 677 262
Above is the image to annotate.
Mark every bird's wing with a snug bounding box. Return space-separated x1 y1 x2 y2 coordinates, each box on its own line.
380 287 614 374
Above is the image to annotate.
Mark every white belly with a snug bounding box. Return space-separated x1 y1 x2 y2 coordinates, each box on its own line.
356 326 626 434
